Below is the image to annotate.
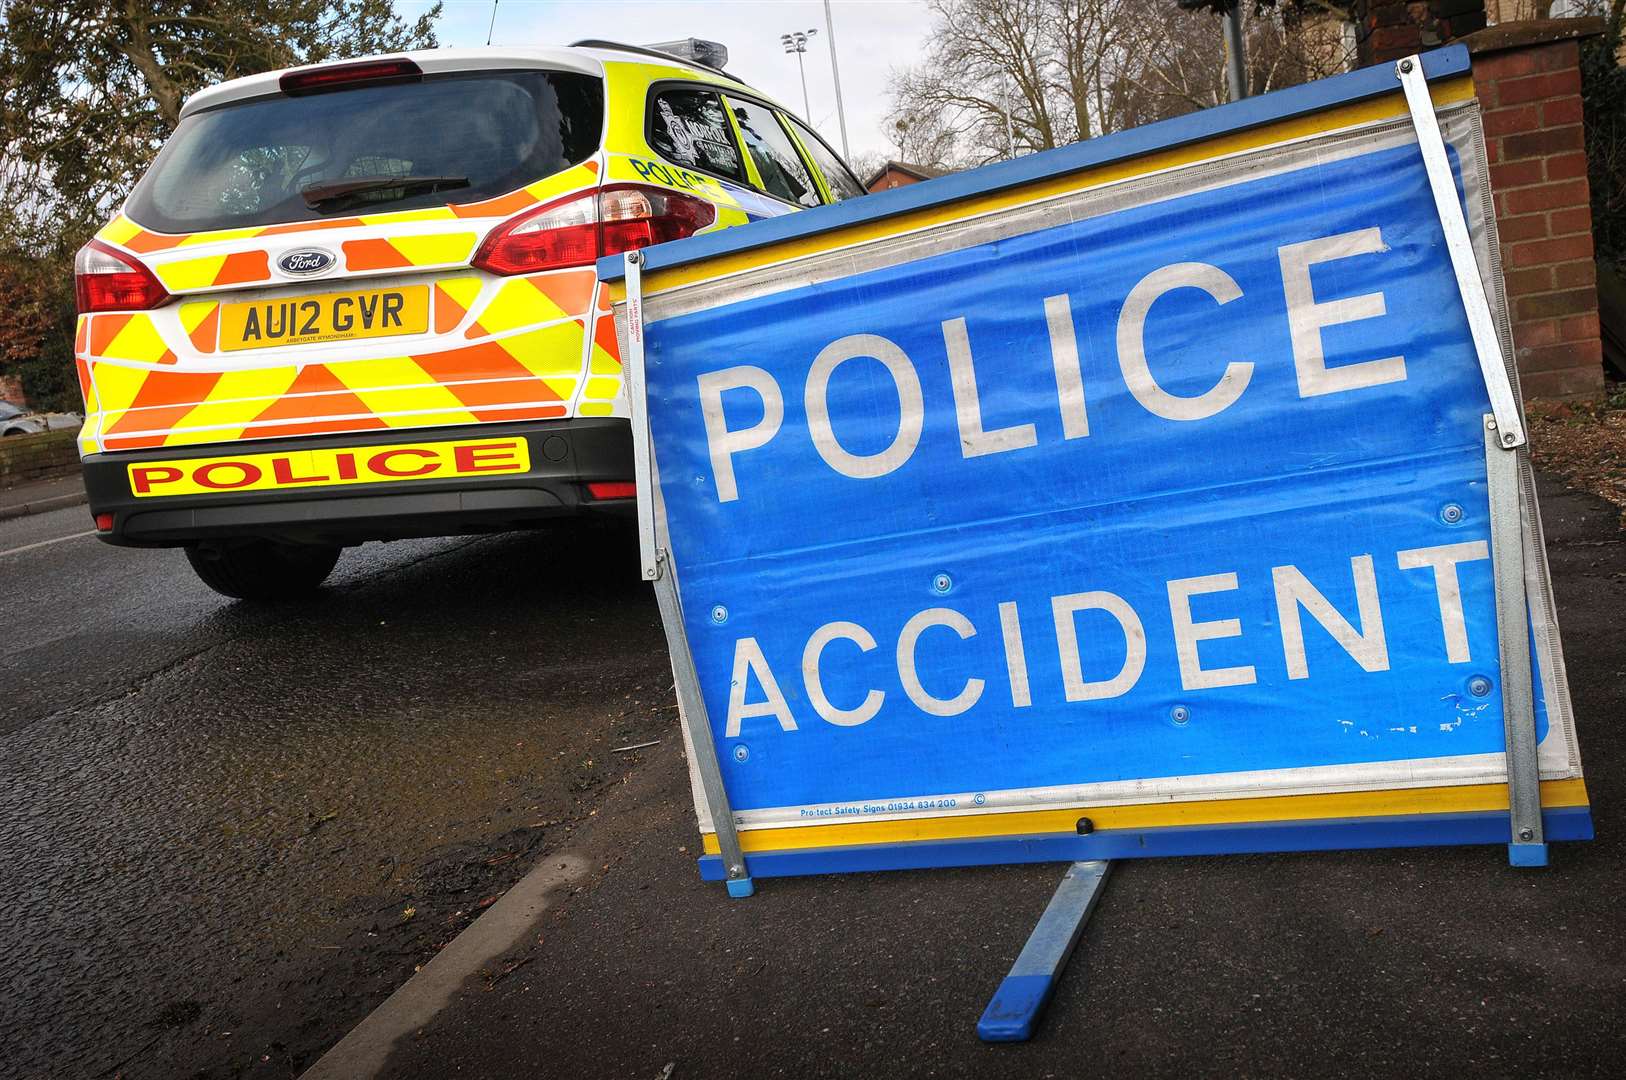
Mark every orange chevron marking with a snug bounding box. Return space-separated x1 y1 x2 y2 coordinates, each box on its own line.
188 307 220 353
104 369 224 435
593 313 621 363
75 319 89 353
88 315 133 356
342 238 409 271
531 270 595 316
470 404 568 423
262 216 364 236
451 189 539 218
411 342 562 410
434 286 469 334
214 250 270 285
124 230 184 254
240 365 388 440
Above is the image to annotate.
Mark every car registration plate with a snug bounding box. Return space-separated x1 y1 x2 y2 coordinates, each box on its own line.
219 285 430 352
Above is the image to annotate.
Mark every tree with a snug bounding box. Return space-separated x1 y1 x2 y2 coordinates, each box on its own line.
0 0 441 254
887 0 1354 167
0 0 440 405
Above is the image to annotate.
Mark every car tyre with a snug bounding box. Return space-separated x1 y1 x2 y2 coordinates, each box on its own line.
185 540 342 600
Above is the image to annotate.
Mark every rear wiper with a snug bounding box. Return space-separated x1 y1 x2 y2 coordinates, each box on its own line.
300 174 469 208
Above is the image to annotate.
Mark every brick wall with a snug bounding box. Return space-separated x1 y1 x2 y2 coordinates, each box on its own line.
0 430 79 489
1469 22 1605 397
0 374 26 409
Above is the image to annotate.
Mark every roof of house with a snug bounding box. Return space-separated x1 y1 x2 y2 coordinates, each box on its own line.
863 160 949 188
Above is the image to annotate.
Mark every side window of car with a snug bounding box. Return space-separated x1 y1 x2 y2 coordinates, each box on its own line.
648 89 746 182
784 117 867 203
727 98 820 208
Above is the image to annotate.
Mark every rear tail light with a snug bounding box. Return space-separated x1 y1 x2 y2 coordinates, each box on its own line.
586 481 638 501
280 58 422 95
471 184 716 276
74 240 170 314
94 512 114 532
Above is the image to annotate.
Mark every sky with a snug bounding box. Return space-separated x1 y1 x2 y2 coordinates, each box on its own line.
392 0 936 165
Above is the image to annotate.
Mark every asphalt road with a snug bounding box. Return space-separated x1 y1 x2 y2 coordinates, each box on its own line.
0 502 674 1079
2 476 1622 1079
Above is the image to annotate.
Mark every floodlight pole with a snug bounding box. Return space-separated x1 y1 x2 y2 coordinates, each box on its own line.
823 0 852 158
1222 0 1248 101
781 29 818 120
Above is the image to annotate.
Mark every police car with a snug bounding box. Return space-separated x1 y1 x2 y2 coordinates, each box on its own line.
73 39 866 599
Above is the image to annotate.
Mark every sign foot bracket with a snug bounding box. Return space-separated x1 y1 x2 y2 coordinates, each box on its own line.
978 860 1111 1042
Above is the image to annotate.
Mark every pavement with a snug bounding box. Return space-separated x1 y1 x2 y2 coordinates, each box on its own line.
1 473 1621 1079
0 470 87 521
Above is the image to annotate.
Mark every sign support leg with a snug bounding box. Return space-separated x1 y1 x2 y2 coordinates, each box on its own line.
1484 418 1547 867
623 250 754 897
1396 54 1526 449
977 860 1111 1042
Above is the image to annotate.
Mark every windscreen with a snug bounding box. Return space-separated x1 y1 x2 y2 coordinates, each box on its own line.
126 69 604 233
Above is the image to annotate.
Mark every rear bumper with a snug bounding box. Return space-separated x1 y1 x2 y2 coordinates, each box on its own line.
81 418 634 547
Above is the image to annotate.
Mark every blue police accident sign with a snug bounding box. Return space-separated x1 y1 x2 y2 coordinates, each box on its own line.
605 47 1590 879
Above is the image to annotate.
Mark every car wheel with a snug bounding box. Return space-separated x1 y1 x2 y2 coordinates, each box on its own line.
184 539 343 600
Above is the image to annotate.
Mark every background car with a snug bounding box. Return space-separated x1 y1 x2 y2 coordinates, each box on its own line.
2 400 82 436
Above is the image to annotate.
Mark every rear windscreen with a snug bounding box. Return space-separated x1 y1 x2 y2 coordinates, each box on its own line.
125 69 603 233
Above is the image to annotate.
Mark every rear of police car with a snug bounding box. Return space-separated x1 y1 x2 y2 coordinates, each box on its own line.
73 47 727 598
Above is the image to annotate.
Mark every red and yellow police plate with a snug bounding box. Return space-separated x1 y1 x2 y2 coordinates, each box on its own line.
127 437 529 497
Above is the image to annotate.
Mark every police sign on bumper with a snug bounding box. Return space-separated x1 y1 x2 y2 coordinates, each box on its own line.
603 46 1590 887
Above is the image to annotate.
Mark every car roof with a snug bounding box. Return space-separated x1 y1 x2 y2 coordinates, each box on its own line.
180 43 761 121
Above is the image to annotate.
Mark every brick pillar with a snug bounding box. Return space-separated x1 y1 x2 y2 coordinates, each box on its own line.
0 374 26 408
1468 19 1606 398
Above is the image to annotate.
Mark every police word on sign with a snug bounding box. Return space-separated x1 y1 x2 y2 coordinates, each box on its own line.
698 228 1398 503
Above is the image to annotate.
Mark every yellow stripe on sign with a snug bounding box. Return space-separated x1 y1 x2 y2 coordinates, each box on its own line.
127 437 530 498
699 777 1590 855
385 232 478 266
648 76 1478 297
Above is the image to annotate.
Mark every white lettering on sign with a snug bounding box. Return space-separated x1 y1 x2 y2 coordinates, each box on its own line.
1167 572 1257 691
693 229 1405 504
699 366 782 503
1272 555 1390 680
1397 540 1490 663
806 334 924 479
802 621 885 727
1051 591 1146 701
998 600 1032 708
897 607 984 717
1117 262 1253 422
943 317 1038 458
1046 293 1090 440
725 636 797 737
1280 228 1406 397
718 540 1495 735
